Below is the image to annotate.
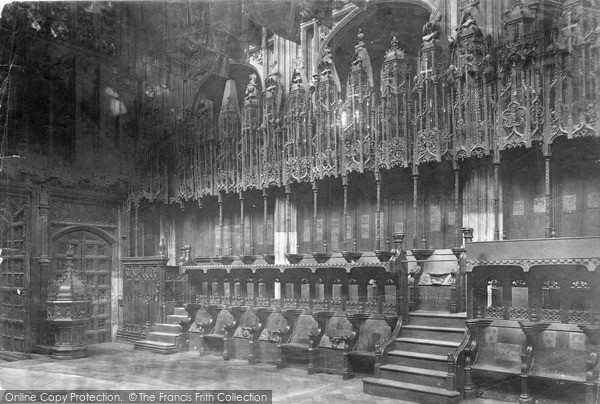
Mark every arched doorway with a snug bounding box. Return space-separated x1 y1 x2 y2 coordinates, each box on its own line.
51 228 115 344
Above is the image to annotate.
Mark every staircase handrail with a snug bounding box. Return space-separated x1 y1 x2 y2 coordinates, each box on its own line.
374 315 403 376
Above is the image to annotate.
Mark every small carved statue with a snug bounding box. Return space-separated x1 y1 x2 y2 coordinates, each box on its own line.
156 238 167 258
319 46 341 92
459 0 480 26
351 29 374 88
245 73 260 102
422 8 442 44
444 64 459 86
290 56 308 92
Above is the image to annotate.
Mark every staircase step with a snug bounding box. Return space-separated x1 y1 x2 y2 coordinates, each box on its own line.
394 337 460 356
379 364 447 388
396 337 460 347
408 311 466 328
387 350 448 370
363 377 460 404
401 325 465 342
134 340 179 355
148 332 180 344
167 314 189 325
155 323 181 334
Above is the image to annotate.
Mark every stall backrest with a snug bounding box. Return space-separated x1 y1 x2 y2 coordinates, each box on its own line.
356 317 392 352
531 324 588 380
288 314 318 345
259 312 288 342
475 322 525 373
211 309 235 336
320 313 354 349
233 309 259 338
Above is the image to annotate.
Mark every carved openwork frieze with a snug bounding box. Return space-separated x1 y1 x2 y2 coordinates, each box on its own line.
50 200 116 225
124 264 159 281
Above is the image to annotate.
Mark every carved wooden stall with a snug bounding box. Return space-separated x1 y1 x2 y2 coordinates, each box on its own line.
462 236 600 403
116 256 168 342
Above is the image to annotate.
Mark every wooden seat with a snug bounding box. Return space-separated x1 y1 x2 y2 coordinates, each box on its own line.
314 311 354 377
278 309 319 369
528 323 596 403
251 308 288 365
230 307 259 360
463 319 598 403
469 321 523 376
189 304 235 357
188 305 211 353
343 313 397 378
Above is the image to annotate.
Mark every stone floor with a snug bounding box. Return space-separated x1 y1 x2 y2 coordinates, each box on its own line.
0 343 510 403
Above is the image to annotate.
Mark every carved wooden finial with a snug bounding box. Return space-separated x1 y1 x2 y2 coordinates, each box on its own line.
66 244 76 258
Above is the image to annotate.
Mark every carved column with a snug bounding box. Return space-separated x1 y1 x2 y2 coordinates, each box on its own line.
453 161 462 247
263 189 268 253
375 171 382 250
218 192 224 256
240 191 245 255
342 175 349 250
544 154 552 238
134 204 140 257
285 184 291 254
34 189 51 351
37 188 51 277
312 182 318 252
463 228 475 319
493 161 500 241
37 188 50 260
412 171 419 249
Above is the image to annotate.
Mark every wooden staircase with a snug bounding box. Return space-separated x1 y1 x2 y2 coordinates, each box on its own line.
133 307 188 354
363 311 466 404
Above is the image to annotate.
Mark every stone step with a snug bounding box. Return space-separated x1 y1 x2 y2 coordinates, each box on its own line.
379 364 447 388
148 332 179 344
387 350 448 371
408 311 466 328
155 323 181 334
401 325 465 342
134 340 179 355
363 377 460 404
394 337 460 356
167 314 188 325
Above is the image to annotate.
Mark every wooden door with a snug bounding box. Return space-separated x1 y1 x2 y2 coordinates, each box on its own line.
52 230 113 344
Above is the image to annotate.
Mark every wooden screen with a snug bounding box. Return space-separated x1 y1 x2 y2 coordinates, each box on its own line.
0 207 27 352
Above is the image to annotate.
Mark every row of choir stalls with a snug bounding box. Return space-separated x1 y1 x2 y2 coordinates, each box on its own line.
118 236 410 377
180 255 405 378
